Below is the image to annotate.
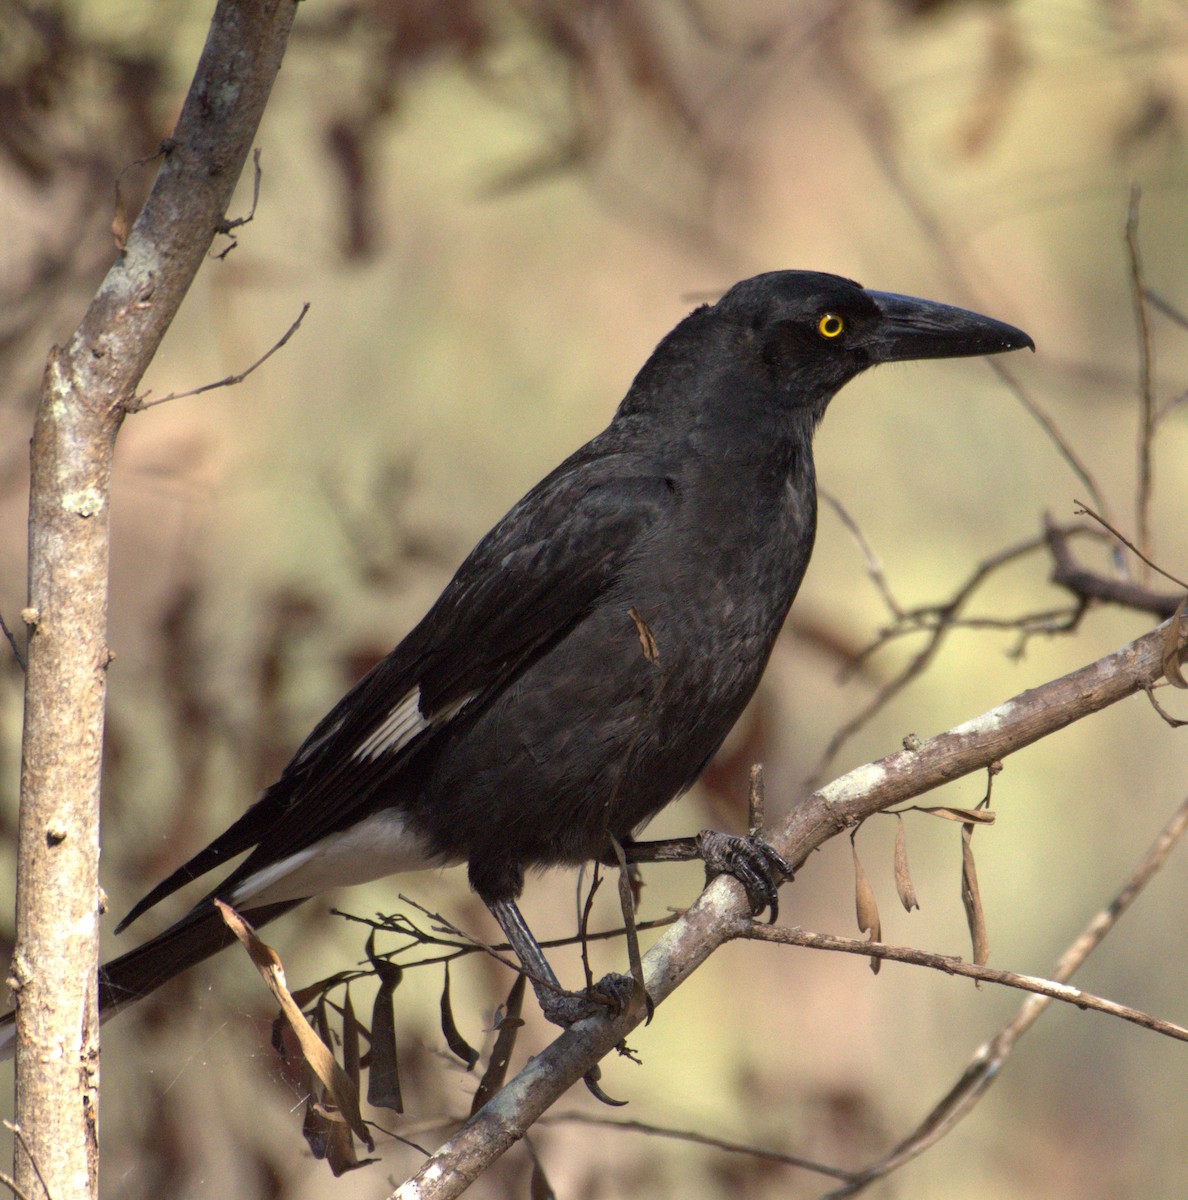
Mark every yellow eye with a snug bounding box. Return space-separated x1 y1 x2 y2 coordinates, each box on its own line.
818 313 844 339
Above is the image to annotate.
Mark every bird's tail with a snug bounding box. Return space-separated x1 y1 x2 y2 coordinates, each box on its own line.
0 897 305 1060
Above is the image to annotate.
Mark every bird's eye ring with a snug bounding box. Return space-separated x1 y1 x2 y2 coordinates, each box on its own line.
818 313 844 339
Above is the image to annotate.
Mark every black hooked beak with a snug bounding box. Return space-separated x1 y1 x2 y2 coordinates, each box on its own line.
866 291 1034 363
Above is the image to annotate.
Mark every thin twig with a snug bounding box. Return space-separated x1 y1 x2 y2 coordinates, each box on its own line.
544 1112 851 1180
0 611 26 673
820 490 903 619
0 1170 35 1200
213 146 264 258
1144 286 1188 331
810 792 1188 1198
1126 184 1156 575
809 531 1058 784
1074 500 1188 592
744 924 1188 1042
986 358 1111 520
128 301 310 411
1045 516 1183 616
3 1123 51 1200
1142 684 1188 728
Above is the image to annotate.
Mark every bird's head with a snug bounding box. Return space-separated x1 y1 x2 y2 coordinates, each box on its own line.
714 270 1034 416
620 271 1033 433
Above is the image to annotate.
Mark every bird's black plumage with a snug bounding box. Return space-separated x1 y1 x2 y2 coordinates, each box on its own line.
0 270 1033 1042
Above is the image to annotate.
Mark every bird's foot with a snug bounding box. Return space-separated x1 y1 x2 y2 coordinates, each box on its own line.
695 830 792 922
537 971 641 1028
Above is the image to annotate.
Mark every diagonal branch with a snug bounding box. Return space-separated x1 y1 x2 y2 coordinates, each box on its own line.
393 616 1182 1199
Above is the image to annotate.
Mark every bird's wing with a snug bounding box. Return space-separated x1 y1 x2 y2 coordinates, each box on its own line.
118 442 672 928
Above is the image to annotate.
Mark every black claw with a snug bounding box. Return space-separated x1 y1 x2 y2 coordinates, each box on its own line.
583 1065 629 1107
695 830 792 922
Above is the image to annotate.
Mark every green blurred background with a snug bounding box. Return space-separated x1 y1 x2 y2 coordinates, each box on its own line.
1 1 1187 1196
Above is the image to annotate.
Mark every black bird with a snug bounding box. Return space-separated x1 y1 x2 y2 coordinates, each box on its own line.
2 270 1033 1042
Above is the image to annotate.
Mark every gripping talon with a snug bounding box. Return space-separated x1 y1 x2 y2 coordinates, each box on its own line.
695 830 792 922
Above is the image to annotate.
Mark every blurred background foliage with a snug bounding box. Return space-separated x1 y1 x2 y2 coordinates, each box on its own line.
1 0 1187 1196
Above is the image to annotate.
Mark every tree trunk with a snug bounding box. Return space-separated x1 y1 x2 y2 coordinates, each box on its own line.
11 3 299 1195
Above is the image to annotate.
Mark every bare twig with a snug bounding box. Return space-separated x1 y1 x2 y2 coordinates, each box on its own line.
128 302 310 411
819 25 1109 524
1073 500 1188 593
1126 185 1156 573
0 1171 35 1200
821 490 903 620
1144 286 1188 330
811 792 1188 1198
987 358 1111 520
0 612 26 673
210 145 266 262
1143 684 1188 728
544 1112 850 1180
1045 516 1184 616
810 531 1060 783
2 1125 49 1200
743 925 1188 1042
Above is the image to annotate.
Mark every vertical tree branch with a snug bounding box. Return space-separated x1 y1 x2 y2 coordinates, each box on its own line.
11 3 298 1197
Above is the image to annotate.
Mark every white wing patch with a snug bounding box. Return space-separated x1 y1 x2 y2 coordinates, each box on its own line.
229 809 460 907
353 686 428 761
351 685 477 762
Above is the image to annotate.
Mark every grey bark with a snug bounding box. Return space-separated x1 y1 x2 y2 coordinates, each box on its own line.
11 3 298 1196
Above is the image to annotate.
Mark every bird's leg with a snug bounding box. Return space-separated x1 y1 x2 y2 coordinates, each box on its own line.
485 896 635 1028
612 832 793 923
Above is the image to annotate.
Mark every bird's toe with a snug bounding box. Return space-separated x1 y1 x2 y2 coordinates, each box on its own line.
536 972 645 1028
695 829 792 922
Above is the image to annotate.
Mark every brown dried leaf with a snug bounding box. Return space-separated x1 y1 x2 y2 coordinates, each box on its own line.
1162 596 1188 688
365 935 403 1113
851 833 882 975
215 901 374 1151
894 816 919 912
471 973 526 1115
918 805 996 825
530 1152 558 1200
440 962 479 1070
303 1089 375 1176
341 987 361 1088
961 823 990 967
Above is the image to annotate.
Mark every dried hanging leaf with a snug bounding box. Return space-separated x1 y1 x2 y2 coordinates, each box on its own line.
893 816 919 912
215 901 374 1152
850 833 882 975
303 1086 375 1176
341 987 361 1088
961 822 990 967
440 962 479 1070
1162 596 1188 688
365 934 404 1113
470 973 526 1115
917 805 996 825
529 1146 558 1199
